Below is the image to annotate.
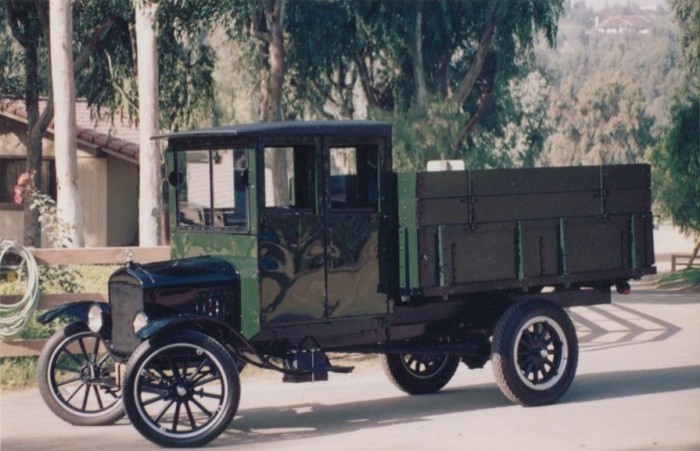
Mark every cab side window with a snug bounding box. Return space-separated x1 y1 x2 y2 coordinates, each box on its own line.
175 148 249 231
264 146 316 210
329 145 378 211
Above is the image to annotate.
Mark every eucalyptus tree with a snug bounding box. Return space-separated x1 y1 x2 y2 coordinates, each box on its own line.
50 0 84 247
223 0 288 205
651 0 700 265
2 0 223 246
281 0 564 169
650 94 700 266
223 0 286 122
670 0 699 80
4 0 122 246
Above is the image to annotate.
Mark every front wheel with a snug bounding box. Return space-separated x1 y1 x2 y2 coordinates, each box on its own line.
38 322 124 425
491 299 578 406
381 353 460 395
122 330 240 448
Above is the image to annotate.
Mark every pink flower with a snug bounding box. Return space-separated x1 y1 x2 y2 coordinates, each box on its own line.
13 185 23 205
17 172 30 187
13 173 34 205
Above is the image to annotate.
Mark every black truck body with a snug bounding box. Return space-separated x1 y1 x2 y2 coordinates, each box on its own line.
37 121 656 447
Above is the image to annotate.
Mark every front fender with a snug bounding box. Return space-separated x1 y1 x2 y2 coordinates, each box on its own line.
136 314 266 367
37 301 109 325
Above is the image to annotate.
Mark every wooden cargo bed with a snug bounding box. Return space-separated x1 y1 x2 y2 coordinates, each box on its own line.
398 164 656 298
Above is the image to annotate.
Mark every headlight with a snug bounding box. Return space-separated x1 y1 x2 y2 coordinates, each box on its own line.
132 311 149 334
87 305 103 333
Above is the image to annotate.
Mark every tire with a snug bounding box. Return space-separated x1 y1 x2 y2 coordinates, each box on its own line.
38 322 124 426
491 299 578 407
381 353 460 395
122 330 240 448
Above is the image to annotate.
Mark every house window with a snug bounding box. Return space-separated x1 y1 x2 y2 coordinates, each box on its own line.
0 159 56 204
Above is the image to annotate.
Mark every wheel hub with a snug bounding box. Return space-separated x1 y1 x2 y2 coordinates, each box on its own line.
80 363 100 383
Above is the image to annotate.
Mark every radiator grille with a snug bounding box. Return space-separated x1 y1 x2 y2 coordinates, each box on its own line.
109 280 144 355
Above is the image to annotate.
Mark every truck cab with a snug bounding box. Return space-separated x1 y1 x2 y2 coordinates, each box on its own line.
165 121 396 341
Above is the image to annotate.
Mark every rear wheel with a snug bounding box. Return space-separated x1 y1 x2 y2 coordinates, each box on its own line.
381 353 460 395
491 299 578 406
38 322 124 425
122 330 240 448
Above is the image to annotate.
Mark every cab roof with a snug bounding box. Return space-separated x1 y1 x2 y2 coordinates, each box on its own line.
158 120 391 147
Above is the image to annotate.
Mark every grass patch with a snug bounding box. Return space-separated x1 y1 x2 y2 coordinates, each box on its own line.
0 356 39 391
657 268 700 290
0 314 66 391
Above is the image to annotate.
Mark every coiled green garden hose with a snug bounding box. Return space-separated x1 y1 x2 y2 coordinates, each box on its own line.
0 240 41 339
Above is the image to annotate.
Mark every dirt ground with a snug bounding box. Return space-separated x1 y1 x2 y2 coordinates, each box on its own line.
2 288 699 451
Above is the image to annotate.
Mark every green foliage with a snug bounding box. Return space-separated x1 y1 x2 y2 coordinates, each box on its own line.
373 101 465 172
544 78 655 165
670 0 700 77
649 93 700 236
468 70 553 168
2 0 223 132
657 268 700 290
536 7 685 166
0 10 24 99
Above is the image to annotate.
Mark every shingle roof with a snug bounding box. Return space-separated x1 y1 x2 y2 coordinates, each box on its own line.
0 99 139 164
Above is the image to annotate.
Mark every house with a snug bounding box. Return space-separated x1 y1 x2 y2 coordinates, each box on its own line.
595 15 653 34
0 99 140 247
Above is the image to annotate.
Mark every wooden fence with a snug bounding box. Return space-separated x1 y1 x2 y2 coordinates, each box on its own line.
671 254 700 272
0 246 170 358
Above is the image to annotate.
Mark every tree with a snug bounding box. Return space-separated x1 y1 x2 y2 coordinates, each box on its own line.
6 1 52 247
280 1 564 169
134 0 161 246
4 0 224 246
670 0 699 79
0 8 23 99
543 77 655 166
225 0 289 205
650 94 700 266
49 0 84 247
650 0 700 266
5 0 118 246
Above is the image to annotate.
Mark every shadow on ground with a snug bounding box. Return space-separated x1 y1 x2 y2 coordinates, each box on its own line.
214 365 700 448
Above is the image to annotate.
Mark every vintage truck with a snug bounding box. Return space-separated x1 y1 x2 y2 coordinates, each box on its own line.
37 121 655 447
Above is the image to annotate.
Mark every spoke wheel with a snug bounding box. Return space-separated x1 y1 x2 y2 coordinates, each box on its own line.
38 322 124 426
381 353 460 395
492 299 578 406
122 330 240 448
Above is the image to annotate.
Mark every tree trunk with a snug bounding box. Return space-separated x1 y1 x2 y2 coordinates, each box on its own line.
260 0 284 122
448 17 497 107
253 0 287 206
23 39 42 247
688 239 700 268
135 0 162 246
50 0 84 248
412 1 427 109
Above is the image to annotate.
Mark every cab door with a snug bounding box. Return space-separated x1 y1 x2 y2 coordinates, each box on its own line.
259 144 326 325
324 140 388 318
